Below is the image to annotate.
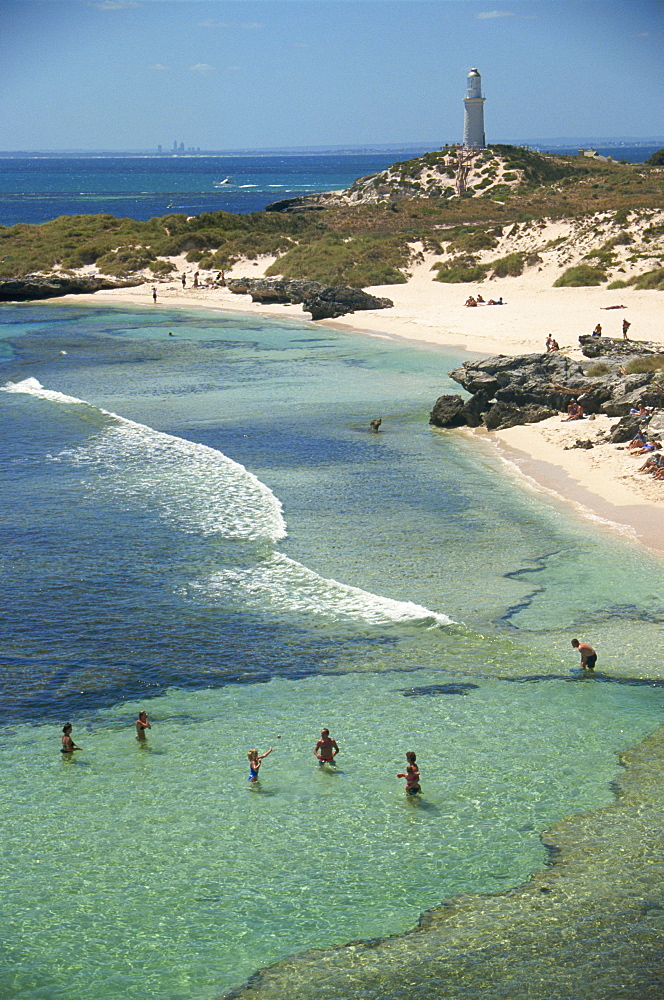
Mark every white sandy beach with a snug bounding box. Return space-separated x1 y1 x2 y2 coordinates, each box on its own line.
64 244 664 553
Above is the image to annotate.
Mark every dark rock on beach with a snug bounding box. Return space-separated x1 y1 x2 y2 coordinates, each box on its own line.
226 277 393 320
0 274 143 302
578 335 662 358
431 339 664 432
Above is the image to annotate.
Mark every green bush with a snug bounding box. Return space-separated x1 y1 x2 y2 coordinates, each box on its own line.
608 267 664 291
434 264 488 283
266 233 409 287
489 252 526 278
631 267 664 290
96 246 156 276
645 148 664 166
624 355 664 374
584 362 611 376
553 264 607 286
148 259 175 275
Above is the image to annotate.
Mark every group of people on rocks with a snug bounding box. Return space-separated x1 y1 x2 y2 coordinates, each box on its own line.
591 319 631 339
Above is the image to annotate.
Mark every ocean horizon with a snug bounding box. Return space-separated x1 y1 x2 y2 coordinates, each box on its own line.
0 143 661 227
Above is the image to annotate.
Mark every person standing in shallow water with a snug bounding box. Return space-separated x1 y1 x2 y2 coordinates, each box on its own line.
247 746 273 782
397 765 422 796
135 711 151 740
572 638 597 670
314 728 339 765
61 723 81 754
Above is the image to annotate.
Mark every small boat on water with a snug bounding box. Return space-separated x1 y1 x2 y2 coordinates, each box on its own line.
213 177 233 187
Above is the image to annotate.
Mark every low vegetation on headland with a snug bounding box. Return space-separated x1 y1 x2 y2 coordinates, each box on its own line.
0 145 662 290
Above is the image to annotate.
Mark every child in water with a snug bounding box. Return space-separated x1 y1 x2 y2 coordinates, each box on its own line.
397 764 422 796
247 746 273 782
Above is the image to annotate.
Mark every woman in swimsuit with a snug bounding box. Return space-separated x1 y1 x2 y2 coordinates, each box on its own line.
61 723 81 754
247 746 273 782
135 710 151 740
397 764 422 796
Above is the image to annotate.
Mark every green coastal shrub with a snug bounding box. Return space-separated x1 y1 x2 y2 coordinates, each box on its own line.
148 259 175 275
489 252 526 278
96 247 156 276
624 355 664 374
553 264 607 286
266 233 408 287
608 267 664 291
584 362 611 376
434 263 488 283
631 268 664 290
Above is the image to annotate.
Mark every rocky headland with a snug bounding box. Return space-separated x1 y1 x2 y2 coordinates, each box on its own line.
225 277 393 320
430 336 664 433
0 273 143 302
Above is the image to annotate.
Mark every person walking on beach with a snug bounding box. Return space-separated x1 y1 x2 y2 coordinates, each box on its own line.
61 723 81 754
314 728 339 766
152 287 157 303
571 638 597 671
135 710 151 740
181 273 186 289
623 318 631 340
247 746 273 782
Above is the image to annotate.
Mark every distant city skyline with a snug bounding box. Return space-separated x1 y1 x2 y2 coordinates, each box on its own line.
1 0 662 152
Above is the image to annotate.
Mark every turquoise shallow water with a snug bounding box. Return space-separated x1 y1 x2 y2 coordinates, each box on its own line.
0 301 663 998
3 671 663 1000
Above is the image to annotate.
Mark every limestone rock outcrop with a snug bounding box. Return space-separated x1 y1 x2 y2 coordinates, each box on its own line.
431 342 664 431
0 274 143 302
226 277 393 320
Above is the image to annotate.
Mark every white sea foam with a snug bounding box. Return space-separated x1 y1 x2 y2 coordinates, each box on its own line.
4 377 453 627
195 552 453 628
2 377 286 543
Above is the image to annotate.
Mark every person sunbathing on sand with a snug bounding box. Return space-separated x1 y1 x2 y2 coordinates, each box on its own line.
465 296 477 307
639 454 664 474
563 399 584 421
628 431 647 450
632 439 661 456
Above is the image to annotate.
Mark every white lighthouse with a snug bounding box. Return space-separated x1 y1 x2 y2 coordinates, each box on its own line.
463 68 486 149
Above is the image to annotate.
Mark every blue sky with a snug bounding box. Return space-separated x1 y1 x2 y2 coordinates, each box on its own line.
1 0 662 150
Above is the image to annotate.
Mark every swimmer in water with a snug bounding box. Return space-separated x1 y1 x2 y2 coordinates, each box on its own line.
405 751 419 779
61 723 81 754
397 764 422 796
247 746 273 782
314 728 339 766
135 710 151 740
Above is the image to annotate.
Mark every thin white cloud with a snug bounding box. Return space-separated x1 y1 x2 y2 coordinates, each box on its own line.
476 10 516 19
196 20 263 30
149 64 170 72
189 63 215 75
88 1 142 9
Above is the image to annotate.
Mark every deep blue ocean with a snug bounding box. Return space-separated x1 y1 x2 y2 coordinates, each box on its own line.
0 151 430 226
0 144 659 227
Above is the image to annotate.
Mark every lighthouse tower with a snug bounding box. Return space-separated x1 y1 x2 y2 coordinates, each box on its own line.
463 68 486 149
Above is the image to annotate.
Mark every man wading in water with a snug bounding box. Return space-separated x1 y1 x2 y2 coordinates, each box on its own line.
572 638 597 671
